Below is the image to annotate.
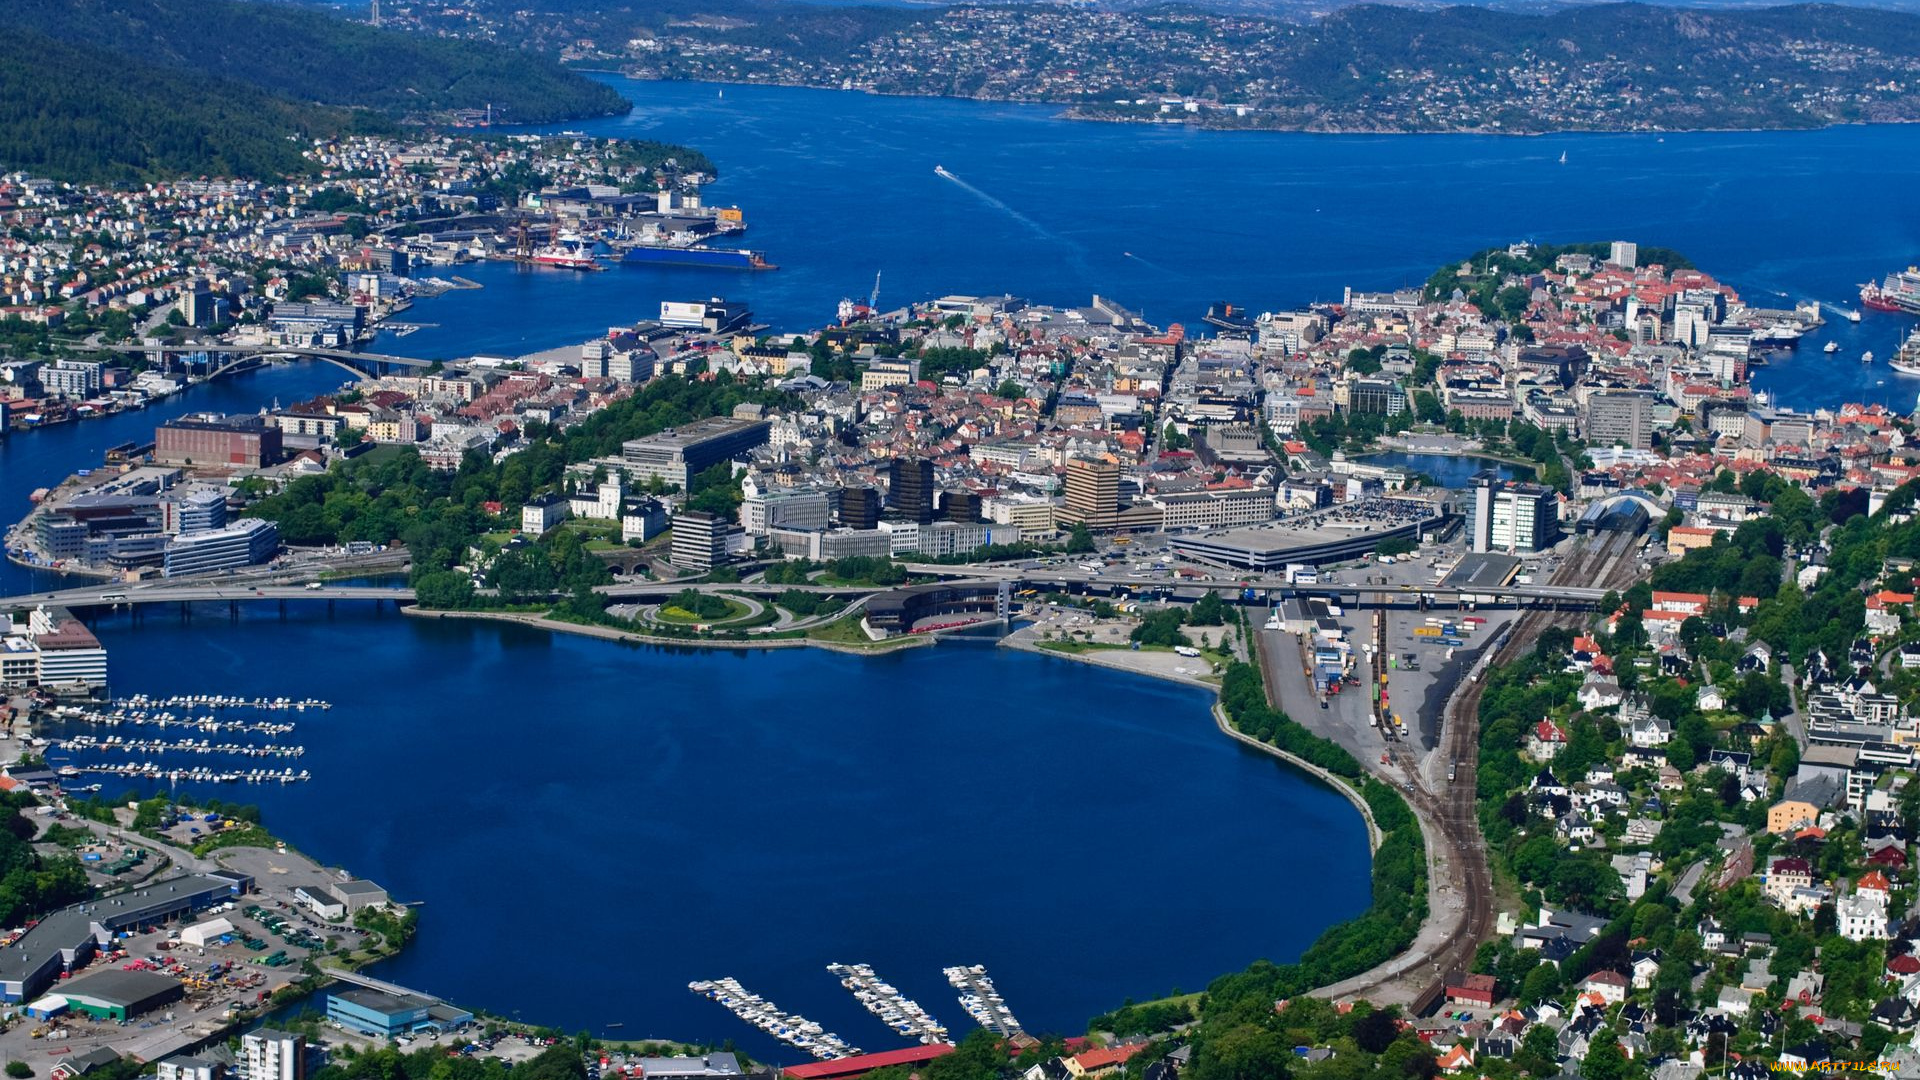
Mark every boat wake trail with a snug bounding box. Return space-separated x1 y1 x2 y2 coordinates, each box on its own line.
1123 250 1174 274
934 165 1063 244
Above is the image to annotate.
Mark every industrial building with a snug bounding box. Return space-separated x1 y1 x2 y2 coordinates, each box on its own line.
156 415 283 469
1170 496 1451 570
618 417 769 488
0 873 249 1002
326 987 473 1037
52 968 184 1020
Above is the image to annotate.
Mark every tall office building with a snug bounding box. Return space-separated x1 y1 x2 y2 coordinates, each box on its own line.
1470 471 1498 553
670 510 732 571
942 490 981 524
1473 478 1560 554
1586 390 1655 450
1063 457 1121 531
838 486 881 530
886 458 936 524
1609 241 1639 269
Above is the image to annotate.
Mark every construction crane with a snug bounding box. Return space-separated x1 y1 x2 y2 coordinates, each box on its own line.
868 271 882 316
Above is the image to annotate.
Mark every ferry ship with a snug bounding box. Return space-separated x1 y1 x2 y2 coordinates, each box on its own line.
1861 267 1920 314
618 244 777 271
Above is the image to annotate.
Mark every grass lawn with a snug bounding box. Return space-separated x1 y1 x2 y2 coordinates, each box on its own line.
1037 640 1132 655
806 612 918 649
656 597 749 624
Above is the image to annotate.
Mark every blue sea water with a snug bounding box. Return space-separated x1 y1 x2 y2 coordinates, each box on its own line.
378 77 1920 414
76 613 1369 1054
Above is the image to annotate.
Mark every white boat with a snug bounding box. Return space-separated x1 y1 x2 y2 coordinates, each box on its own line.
1849 309 1863 322
1825 341 1841 354
1863 351 1876 364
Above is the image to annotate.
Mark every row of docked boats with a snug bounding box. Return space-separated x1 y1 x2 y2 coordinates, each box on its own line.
943 964 1025 1036
115 694 330 712
689 977 861 1060
828 962 949 1044
55 762 310 784
46 705 296 736
59 735 305 758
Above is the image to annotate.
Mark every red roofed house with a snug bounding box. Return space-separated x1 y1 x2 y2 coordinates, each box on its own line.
783 1045 955 1080
1579 969 1630 1005
1436 1045 1476 1074
1445 973 1497 1008
1891 954 1920 976
1867 845 1909 870
1767 857 1814 903
1651 591 1709 616
1066 1044 1149 1078
1527 720 1569 761
1858 870 1893 900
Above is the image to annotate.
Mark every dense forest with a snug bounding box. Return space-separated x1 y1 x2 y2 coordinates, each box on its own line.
0 0 628 181
0 31 370 184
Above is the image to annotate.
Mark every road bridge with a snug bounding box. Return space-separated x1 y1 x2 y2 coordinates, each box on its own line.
66 342 435 378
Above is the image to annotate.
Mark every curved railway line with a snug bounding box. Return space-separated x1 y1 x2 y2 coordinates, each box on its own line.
1321 531 1645 1008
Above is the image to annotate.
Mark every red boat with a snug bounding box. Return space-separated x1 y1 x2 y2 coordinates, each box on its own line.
1861 283 1906 313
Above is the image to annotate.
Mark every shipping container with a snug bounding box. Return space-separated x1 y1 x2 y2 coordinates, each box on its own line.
1414 627 1443 637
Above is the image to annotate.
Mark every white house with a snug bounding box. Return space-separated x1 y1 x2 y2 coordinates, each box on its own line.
521 494 570 536
1839 891 1890 941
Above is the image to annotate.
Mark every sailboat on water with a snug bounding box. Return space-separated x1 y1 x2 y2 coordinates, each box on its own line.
1558 151 1567 164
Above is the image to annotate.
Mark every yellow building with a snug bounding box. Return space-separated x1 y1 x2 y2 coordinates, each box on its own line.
1767 799 1819 835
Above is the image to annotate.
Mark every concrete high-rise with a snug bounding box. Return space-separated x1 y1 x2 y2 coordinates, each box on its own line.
1063 457 1120 531
886 458 936 524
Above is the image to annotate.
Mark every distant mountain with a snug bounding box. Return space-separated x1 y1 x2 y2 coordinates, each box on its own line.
0 0 631 181
1 0 629 125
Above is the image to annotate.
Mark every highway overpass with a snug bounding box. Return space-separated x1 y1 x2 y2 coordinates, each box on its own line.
0 570 1608 613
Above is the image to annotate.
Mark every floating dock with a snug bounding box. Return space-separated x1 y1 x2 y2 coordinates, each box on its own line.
828 963 948 1044
942 965 1023 1036
689 977 861 1060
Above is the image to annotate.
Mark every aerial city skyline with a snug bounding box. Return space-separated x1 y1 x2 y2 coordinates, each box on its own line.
5 3 1920 1080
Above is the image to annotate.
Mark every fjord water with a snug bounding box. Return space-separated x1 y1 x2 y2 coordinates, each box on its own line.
82 610 1369 1052
383 76 1920 413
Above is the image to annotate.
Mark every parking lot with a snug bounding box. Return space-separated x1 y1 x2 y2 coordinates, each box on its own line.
1255 535 1542 784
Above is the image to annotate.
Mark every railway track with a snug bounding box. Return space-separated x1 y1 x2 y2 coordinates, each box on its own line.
1329 531 1644 1007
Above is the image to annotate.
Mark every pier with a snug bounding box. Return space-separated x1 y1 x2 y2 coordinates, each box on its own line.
828 963 949 1044
57 735 306 758
941 965 1023 1036
689 977 861 1060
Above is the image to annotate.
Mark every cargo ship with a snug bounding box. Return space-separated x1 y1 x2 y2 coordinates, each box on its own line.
529 238 600 270
1860 267 1920 314
617 244 777 271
